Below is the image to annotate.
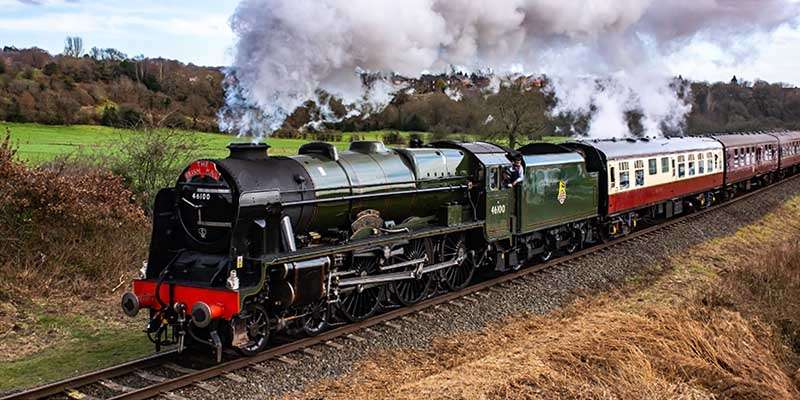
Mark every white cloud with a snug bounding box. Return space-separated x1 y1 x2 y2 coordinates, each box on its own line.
667 21 800 84
0 0 235 65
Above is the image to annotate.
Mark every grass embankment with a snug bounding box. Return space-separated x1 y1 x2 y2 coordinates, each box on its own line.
293 196 800 399
0 308 150 391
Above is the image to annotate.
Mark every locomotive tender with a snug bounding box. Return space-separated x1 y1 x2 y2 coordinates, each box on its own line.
121 132 800 360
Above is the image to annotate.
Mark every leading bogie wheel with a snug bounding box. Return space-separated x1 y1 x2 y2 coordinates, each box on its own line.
235 303 269 356
301 300 329 336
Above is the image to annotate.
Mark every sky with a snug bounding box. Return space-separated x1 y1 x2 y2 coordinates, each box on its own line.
1 0 799 85
0 0 237 66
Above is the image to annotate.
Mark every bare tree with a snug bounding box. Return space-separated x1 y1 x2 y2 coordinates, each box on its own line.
63 36 84 57
485 80 549 148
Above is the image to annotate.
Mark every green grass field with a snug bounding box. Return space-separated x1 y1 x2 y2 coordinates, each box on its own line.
2 122 566 165
2 122 348 164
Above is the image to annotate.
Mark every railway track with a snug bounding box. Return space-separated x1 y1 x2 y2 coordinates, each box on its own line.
5 174 798 400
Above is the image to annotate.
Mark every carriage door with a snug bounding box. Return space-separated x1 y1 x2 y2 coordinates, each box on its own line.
485 164 512 240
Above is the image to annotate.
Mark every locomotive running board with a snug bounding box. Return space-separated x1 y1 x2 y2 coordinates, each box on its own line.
337 259 459 287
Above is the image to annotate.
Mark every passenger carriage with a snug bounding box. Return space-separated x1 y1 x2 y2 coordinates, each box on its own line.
711 133 779 191
565 137 724 235
769 131 800 174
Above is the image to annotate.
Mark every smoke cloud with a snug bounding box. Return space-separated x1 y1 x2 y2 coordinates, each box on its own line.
223 0 799 138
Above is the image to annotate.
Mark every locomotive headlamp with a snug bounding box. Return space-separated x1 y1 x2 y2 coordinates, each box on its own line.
121 292 140 317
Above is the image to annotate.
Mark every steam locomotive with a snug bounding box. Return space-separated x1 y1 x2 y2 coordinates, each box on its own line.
121 132 800 361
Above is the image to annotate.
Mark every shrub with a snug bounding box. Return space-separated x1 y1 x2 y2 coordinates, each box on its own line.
316 130 343 142
105 129 202 211
383 131 406 145
0 131 147 299
43 62 59 76
272 127 301 139
117 104 144 128
100 105 119 127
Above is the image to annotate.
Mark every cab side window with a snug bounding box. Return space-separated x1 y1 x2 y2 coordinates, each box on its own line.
489 167 500 191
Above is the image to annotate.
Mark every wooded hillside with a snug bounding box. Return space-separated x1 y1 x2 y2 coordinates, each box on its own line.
0 46 223 132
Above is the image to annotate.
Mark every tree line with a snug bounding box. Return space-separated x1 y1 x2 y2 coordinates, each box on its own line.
0 43 223 131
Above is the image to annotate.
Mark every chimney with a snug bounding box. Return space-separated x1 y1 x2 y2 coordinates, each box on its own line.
227 143 270 160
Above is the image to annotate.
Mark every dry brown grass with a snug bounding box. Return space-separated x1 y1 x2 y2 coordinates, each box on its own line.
292 195 800 400
294 305 796 400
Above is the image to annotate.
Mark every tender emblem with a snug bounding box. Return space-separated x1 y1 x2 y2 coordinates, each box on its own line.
558 180 567 204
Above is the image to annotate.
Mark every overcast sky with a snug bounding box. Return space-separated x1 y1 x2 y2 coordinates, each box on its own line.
1 0 798 85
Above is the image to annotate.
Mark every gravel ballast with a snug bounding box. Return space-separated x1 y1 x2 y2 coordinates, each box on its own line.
178 179 800 400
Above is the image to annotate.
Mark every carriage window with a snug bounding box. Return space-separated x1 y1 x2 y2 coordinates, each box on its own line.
648 158 657 175
672 159 676 176
610 167 616 188
661 157 669 173
678 163 686 178
734 149 739 167
714 154 719 169
698 153 705 174
489 167 500 191
707 159 713 172
634 160 645 186
688 161 695 176
620 171 630 189
619 162 630 188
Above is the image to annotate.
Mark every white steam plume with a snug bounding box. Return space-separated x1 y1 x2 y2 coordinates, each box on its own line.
223 0 799 139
